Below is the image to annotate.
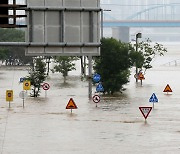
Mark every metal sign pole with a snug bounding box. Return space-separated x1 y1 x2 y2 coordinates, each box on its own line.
45 90 47 97
88 56 92 99
23 98 25 108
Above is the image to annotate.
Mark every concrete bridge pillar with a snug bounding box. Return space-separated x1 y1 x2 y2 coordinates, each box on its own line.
112 27 130 43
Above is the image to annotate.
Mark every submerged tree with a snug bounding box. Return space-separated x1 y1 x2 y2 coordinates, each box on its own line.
94 38 167 95
0 28 33 65
52 56 78 83
94 38 134 95
26 58 47 97
132 38 167 74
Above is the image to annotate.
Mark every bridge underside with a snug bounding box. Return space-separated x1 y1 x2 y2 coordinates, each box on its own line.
104 21 180 27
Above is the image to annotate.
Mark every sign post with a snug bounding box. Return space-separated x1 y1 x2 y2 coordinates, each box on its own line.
42 83 50 97
19 91 27 108
163 84 172 94
93 94 100 107
138 73 145 85
139 107 152 120
66 98 78 113
23 80 31 91
93 73 101 83
6 90 13 108
96 82 104 93
149 93 158 108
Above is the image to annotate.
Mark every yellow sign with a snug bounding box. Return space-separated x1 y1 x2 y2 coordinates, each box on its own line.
138 73 145 80
23 80 31 90
163 84 172 92
6 90 13 102
66 98 78 109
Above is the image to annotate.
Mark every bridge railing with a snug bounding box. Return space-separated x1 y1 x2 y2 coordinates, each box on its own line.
101 3 180 21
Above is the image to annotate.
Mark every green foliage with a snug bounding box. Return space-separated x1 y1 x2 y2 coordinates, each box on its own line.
0 28 32 65
52 56 78 82
94 38 134 94
133 38 167 73
94 38 167 95
26 58 47 97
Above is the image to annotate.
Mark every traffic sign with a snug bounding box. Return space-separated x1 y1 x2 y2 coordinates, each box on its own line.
93 95 100 103
163 84 172 93
6 90 13 102
66 98 78 109
149 93 158 103
20 77 25 83
139 107 152 120
138 73 145 80
23 80 31 90
42 83 50 90
93 73 101 83
19 91 27 99
96 83 104 92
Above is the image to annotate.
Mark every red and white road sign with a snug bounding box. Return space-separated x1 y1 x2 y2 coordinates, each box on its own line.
42 83 50 90
93 95 100 103
139 107 152 120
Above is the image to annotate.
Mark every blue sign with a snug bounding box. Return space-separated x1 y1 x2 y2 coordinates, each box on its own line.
20 77 25 83
93 73 101 83
149 93 158 103
96 83 104 92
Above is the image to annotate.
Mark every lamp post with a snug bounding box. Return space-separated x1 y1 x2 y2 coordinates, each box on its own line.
135 32 142 82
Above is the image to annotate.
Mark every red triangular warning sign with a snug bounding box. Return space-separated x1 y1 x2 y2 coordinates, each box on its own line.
139 107 152 120
138 73 145 80
66 98 78 109
163 84 172 92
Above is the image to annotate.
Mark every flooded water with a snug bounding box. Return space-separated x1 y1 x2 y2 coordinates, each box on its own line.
1 42 180 154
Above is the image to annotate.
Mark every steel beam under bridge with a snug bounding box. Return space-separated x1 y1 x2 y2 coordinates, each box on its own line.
103 20 180 27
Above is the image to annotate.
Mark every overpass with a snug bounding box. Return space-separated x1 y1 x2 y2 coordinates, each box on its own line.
103 20 180 27
101 1 180 42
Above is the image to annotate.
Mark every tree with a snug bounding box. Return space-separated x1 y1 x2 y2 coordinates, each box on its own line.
26 58 47 97
132 38 167 74
94 38 167 95
52 56 78 83
0 28 33 65
94 38 134 95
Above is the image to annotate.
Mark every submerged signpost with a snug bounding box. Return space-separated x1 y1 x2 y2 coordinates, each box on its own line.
6 90 13 108
19 91 27 108
93 94 100 107
138 72 145 85
149 93 158 108
66 98 78 113
139 107 152 120
163 84 172 94
42 82 50 97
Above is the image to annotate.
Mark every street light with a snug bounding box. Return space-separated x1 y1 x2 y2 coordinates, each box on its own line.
135 32 142 82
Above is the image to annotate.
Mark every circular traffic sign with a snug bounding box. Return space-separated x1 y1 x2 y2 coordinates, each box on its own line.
92 95 100 103
25 83 29 86
19 91 27 99
42 83 50 90
93 73 101 83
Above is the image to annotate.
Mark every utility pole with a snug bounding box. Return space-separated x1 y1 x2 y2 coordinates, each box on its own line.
88 56 92 99
135 32 142 82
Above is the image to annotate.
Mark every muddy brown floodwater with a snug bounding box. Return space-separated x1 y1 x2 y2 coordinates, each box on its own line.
1 43 180 154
